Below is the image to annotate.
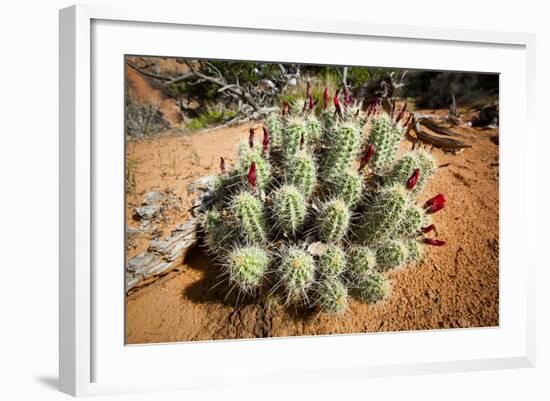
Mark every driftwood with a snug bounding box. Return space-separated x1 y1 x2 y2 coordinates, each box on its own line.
418 117 458 137
125 176 216 292
412 116 471 150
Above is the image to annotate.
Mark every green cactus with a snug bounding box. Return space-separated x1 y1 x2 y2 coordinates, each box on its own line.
397 205 429 237
318 199 351 243
367 114 403 173
266 113 284 148
227 246 270 294
354 271 391 304
279 247 316 304
316 278 348 314
358 184 409 246
414 149 438 191
287 152 317 197
305 114 322 143
282 117 307 163
231 191 267 243
272 185 307 236
376 240 409 271
347 246 377 283
405 239 423 263
237 147 271 192
201 209 233 251
322 122 361 182
332 169 363 207
387 150 438 194
319 244 346 279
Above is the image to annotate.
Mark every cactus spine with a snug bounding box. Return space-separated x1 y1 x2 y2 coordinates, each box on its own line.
273 185 307 236
376 240 409 271
227 246 270 294
367 115 403 173
354 271 391 304
322 122 361 182
283 117 307 163
288 153 317 197
266 113 284 148
358 184 409 246
319 244 346 279
279 247 316 304
347 246 377 283
318 199 351 243
231 191 267 243
316 278 348 314
333 169 363 207
237 149 271 192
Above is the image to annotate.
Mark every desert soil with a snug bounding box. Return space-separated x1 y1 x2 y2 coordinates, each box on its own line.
125 111 499 344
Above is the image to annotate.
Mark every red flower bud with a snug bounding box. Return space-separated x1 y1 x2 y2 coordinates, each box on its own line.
424 193 446 214
323 86 329 109
406 168 420 190
308 93 314 111
423 238 445 246
358 144 375 172
420 224 437 234
248 162 257 190
220 157 226 174
248 128 255 149
333 92 342 117
306 81 311 97
262 127 269 155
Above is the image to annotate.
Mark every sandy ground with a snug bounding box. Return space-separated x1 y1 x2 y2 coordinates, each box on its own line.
125 111 499 344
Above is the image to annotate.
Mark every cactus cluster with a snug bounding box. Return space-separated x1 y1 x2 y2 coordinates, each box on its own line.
199 84 447 314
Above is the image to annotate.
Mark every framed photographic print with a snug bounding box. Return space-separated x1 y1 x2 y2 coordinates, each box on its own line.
59 4 536 397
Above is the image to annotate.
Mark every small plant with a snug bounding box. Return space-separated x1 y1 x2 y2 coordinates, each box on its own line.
199 85 447 314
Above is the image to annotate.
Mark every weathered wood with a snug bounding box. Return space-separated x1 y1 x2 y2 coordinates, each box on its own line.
412 117 471 150
126 176 216 292
418 118 458 137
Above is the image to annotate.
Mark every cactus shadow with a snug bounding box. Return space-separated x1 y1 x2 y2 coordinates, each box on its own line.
182 247 261 307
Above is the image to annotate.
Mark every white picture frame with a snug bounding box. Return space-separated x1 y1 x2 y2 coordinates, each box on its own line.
59 4 536 397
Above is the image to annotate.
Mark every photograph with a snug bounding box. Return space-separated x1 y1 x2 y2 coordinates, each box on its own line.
124 56 499 344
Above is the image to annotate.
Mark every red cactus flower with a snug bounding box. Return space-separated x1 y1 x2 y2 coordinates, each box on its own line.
306 81 311 97
423 238 445 246
323 86 329 109
420 224 437 234
424 193 446 214
395 103 407 123
248 128 255 148
358 144 375 171
333 92 342 117
308 93 314 111
262 127 270 154
406 168 420 190
220 157 226 174
248 162 257 190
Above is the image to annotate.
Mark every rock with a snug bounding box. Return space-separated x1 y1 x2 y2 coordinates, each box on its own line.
134 204 161 220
